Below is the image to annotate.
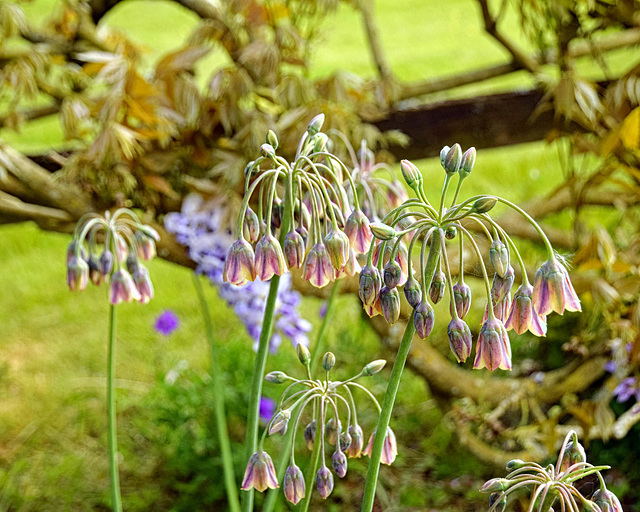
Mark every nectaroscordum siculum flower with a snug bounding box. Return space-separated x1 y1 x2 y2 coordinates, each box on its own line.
241 345 393 504
360 144 583 512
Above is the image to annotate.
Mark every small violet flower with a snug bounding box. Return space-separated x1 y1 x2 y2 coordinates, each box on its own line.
154 310 179 336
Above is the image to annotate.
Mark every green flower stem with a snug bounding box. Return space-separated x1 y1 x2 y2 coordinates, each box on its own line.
262 281 340 512
107 304 123 512
193 274 241 512
361 230 441 512
298 398 323 512
240 274 281 512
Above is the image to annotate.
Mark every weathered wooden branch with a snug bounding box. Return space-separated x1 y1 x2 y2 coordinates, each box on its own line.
358 0 394 82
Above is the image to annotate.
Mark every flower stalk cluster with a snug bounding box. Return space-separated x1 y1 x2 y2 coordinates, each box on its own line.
66 208 160 304
481 430 622 512
241 346 395 504
358 143 581 371
224 114 373 289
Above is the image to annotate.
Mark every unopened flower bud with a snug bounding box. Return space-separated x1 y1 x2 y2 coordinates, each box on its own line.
268 409 290 435
283 464 305 505
307 113 325 135
491 265 515 303
559 432 586 472
324 229 350 270
260 143 276 159
404 275 422 308
243 207 260 243
332 450 348 478
452 281 472 319
266 129 278 149
316 466 334 499
472 196 497 213
363 359 386 376
383 259 402 288
592 488 623 512
283 231 305 269
67 255 89 291
414 301 435 339
459 147 476 178
480 478 510 493
505 459 526 471
400 159 423 187
440 146 451 167
447 318 472 363
297 343 311 366
312 132 329 153
339 431 352 452
323 352 336 372
325 417 341 445
137 224 160 242
304 420 316 450
359 264 381 306
99 250 113 276
87 254 103 286
429 270 446 304
489 492 507 512
445 225 457 239
443 143 462 175
380 286 400 324
265 371 289 384
489 239 509 278
370 222 396 240
126 253 139 274
346 424 364 458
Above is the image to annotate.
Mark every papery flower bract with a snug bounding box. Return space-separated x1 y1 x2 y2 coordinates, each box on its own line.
414 301 435 339
324 228 350 270
315 466 334 499
359 264 381 305
452 281 472 319
155 310 179 336
447 318 472 363
429 270 446 304
283 464 305 505
223 238 256 285
132 265 154 304
283 231 305 269
241 450 279 492
505 284 547 336
363 427 397 465
380 286 400 324
532 258 581 316
474 317 512 371
67 255 89 291
344 209 373 254
302 243 335 288
255 234 286 281
332 450 348 478
346 424 364 458
109 268 142 305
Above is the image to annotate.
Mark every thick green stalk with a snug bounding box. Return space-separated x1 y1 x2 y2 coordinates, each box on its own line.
193 274 241 512
262 281 341 512
298 400 323 512
240 274 282 512
360 230 442 512
107 304 123 512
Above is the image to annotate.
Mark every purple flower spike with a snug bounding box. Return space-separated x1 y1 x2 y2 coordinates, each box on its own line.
255 234 286 281
283 464 305 505
223 238 256 285
155 310 179 336
302 243 335 288
259 396 276 423
447 317 472 363
474 317 512 371
241 450 279 492
344 209 373 254
109 268 142 305
505 284 547 336
532 258 581 316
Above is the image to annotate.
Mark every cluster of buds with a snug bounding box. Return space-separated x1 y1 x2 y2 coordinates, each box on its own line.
224 114 374 289
241 347 396 503
358 143 581 370
66 209 159 305
481 430 621 512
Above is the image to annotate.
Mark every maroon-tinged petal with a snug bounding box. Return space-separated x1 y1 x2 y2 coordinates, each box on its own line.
109 268 142 305
315 466 334 499
344 209 373 254
255 234 286 281
452 281 472 319
223 238 256 285
283 231 306 269
67 255 89 291
302 243 335 288
241 451 279 492
283 464 305 505
474 317 512 371
414 301 435 339
447 318 472 363
324 228 350 270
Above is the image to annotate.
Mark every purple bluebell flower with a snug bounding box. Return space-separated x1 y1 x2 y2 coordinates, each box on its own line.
165 194 311 352
155 310 180 336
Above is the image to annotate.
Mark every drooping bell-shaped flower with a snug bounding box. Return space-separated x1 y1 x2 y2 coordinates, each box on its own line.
109 268 142 305
332 450 348 478
452 281 472 319
380 286 400 324
324 228 350 270
532 258 581 316
132 264 154 304
241 450 279 492
395 242 410 285
315 466 334 499
505 284 547 336
283 464 305 505
255 234 286 281
283 231 306 269
302 243 335 288
135 230 156 261
336 249 361 278
474 317 512 371
268 409 290 436
363 427 397 465
67 255 89 291
346 424 364 458
414 301 435 339
344 209 373 254
447 317 472 363
223 238 256 285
